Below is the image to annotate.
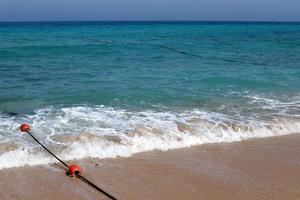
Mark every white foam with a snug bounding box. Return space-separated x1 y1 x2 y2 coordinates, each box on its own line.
244 94 300 109
0 105 300 169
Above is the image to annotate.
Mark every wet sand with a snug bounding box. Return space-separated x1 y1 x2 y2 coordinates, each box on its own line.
0 134 299 200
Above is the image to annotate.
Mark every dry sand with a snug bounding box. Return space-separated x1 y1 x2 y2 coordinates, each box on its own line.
0 134 299 200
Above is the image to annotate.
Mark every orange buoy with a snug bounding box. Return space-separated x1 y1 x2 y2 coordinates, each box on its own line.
20 123 30 132
68 164 82 177
18 124 116 199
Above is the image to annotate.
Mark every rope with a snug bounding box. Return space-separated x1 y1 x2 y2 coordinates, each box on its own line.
25 130 118 200
82 37 267 65
77 174 117 200
82 37 203 58
26 131 69 168
159 45 202 58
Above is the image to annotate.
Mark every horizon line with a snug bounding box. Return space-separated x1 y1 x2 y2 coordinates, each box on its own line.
1 20 300 23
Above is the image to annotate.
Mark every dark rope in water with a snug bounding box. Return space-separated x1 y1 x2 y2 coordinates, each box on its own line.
82 37 267 65
26 131 69 168
158 45 202 58
82 37 203 58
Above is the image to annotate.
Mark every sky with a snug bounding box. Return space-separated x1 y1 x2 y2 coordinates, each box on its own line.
0 0 300 22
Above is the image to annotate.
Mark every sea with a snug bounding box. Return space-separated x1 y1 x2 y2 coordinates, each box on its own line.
0 21 300 169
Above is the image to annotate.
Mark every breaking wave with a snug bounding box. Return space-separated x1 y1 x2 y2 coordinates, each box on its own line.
0 103 300 169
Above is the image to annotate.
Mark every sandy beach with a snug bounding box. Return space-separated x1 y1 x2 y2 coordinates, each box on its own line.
0 134 299 200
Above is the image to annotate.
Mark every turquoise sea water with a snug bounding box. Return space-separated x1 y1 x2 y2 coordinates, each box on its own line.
0 22 300 168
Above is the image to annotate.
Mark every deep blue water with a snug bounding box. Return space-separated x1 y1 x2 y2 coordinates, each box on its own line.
1 21 300 114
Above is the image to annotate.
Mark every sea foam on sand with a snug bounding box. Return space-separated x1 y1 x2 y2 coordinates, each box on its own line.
0 105 300 169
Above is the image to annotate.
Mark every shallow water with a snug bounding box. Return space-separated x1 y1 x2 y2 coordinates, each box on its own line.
0 22 300 168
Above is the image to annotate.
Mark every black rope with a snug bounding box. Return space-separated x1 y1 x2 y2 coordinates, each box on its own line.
25 130 118 200
77 174 117 200
159 45 203 58
26 131 69 168
82 37 203 58
83 37 269 65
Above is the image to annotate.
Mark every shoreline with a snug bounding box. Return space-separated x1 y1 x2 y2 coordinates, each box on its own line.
1 134 300 199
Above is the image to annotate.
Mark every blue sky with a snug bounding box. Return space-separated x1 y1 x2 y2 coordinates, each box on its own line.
1 0 300 21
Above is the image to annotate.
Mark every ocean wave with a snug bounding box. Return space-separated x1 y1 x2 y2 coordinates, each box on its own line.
0 105 299 169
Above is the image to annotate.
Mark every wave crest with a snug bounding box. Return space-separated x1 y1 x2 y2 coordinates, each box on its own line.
0 105 299 169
